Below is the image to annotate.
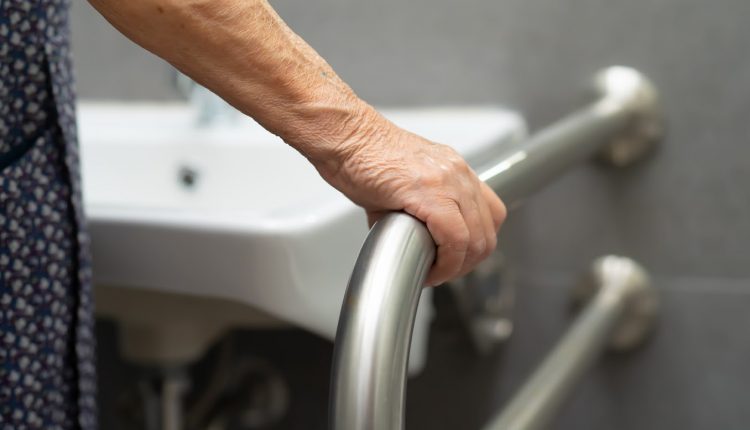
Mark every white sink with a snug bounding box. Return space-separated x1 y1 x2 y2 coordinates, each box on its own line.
79 102 526 370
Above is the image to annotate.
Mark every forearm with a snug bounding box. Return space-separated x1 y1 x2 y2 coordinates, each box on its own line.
88 0 381 168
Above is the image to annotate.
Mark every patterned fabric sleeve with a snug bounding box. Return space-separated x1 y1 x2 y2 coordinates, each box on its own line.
1 1 96 428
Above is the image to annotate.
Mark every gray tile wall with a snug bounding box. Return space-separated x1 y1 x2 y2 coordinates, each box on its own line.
71 0 750 428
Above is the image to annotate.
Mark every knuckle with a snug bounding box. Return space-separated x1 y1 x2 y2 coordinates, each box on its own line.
421 170 443 187
449 227 471 249
453 158 469 173
483 235 497 258
440 147 465 168
468 237 487 257
445 262 464 280
494 201 508 228
487 234 498 252
498 203 508 222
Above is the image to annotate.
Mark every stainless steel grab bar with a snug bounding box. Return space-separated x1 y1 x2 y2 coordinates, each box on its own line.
330 66 664 430
483 256 657 430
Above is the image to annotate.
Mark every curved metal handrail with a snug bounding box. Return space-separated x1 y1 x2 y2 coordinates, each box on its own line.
330 66 663 430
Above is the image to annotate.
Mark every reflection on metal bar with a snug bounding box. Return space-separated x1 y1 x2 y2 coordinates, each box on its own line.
330 66 663 430
483 256 658 430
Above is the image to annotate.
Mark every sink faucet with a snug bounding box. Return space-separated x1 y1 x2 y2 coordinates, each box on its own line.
174 71 241 126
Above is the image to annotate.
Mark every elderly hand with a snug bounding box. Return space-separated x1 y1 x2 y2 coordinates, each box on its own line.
316 107 507 287
87 0 506 286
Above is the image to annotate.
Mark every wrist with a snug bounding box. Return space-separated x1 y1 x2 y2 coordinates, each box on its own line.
281 95 389 177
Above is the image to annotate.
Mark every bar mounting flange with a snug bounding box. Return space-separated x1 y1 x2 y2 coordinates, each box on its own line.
594 66 665 167
572 255 659 351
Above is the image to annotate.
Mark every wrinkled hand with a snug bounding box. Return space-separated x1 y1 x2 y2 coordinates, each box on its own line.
316 110 507 287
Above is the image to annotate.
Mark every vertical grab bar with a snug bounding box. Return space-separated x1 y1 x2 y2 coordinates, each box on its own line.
330 67 663 430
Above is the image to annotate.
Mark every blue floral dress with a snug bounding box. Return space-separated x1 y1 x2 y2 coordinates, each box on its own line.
1 0 96 428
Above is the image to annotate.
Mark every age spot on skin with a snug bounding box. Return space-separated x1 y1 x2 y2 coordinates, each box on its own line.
156 5 164 13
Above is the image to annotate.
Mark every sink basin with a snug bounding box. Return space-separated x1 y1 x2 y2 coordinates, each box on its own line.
79 102 526 370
